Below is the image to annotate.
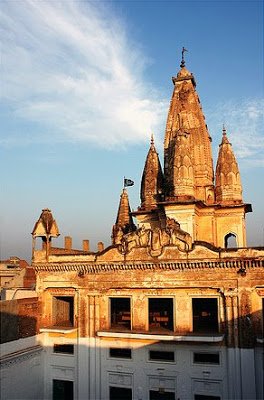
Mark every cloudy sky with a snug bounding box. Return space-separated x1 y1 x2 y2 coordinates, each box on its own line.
0 0 263 261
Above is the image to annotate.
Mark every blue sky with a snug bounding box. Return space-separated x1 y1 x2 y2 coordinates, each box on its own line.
0 0 263 261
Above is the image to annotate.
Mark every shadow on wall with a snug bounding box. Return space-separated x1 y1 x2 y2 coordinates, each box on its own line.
0 307 263 400
0 297 39 344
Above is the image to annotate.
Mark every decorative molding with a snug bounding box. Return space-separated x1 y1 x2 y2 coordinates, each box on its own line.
34 258 264 274
0 345 42 369
97 331 225 343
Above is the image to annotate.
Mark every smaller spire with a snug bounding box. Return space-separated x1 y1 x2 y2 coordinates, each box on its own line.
112 189 136 244
215 127 242 204
140 138 164 210
180 47 188 68
32 208 59 238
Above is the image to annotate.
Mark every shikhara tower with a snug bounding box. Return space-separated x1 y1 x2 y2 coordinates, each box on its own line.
128 54 251 249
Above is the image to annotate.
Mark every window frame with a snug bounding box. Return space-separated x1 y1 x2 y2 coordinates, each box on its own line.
109 347 132 360
52 379 74 400
194 395 221 400
148 349 175 363
192 297 219 334
149 389 176 400
109 386 132 400
109 296 132 331
192 351 220 365
53 344 74 355
148 297 175 332
52 295 75 328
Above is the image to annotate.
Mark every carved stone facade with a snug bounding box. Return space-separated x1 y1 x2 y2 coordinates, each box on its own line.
26 58 264 400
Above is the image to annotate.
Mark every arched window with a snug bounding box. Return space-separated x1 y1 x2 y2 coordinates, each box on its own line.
33 236 45 251
224 233 237 248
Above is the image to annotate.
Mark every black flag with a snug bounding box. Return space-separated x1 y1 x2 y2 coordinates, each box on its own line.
124 178 134 187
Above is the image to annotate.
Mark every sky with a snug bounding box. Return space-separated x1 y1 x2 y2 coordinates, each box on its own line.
0 0 263 262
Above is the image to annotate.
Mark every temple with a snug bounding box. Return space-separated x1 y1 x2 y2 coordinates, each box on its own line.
1 53 263 400
130 58 251 250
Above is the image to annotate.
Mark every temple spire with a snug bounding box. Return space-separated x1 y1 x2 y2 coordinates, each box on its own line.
164 57 214 203
140 135 164 210
112 189 136 244
215 127 243 204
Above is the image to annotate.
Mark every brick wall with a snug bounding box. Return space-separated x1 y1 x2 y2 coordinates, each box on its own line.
0 297 40 343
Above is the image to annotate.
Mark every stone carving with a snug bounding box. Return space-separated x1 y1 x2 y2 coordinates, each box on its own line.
117 217 192 256
178 81 190 102
0 347 42 368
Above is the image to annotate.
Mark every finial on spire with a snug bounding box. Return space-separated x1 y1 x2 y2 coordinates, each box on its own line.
151 133 154 146
221 124 230 145
180 47 188 68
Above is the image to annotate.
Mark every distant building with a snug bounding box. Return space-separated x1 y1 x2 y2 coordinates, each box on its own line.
1 56 263 400
0 257 36 300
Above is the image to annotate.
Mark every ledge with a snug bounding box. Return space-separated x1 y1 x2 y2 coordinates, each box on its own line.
97 331 224 343
0 345 42 365
39 327 77 334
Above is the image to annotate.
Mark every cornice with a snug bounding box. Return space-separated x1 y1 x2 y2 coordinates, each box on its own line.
0 345 42 369
33 258 264 274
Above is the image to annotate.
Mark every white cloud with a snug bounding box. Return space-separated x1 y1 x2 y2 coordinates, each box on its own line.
1 0 166 148
206 98 264 166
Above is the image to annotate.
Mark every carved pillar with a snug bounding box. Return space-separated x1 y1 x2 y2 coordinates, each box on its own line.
239 290 254 348
225 295 235 347
79 290 88 337
88 295 95 338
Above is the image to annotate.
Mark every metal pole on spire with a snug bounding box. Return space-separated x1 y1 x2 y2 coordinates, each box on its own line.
180 47 188 68
150 133 154 147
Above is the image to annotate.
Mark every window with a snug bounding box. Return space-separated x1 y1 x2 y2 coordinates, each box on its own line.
110 298 131 330
53 296 74 327
149 350 175 362
192 298 218 333
150 390 175 400
149 298 173 331
109 348 132 359
193 352 220 364
109 387 132 400
224 233 237 248
53 379 73 400
53 344 74 354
